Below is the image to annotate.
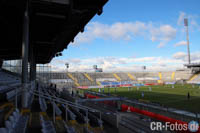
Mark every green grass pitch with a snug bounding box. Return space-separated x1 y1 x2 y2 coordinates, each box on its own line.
87 84 200 113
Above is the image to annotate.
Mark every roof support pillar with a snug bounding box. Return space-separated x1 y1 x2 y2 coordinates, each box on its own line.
0 59 3 68
21 1 30 109
30 46 36 89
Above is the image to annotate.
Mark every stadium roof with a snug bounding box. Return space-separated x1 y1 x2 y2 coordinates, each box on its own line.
0 0 108 64
185 63 200 68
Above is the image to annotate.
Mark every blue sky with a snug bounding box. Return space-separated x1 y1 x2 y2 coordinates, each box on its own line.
51 0 200 72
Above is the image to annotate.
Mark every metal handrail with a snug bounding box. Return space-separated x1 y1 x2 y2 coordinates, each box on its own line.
31 88 102 129
31 89 100 112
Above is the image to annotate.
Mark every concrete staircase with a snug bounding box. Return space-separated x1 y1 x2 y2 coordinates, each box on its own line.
96 81 101 86
188 74 198 82
84 73 93 82
113 73 121 81
171 72 175 81
67 73 80 87
127 73 135 80
158 72 162 83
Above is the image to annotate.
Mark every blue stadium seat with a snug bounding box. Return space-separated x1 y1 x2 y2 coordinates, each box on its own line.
0 128 7 133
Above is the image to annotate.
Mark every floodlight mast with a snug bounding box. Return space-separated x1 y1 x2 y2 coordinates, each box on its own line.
65 63 69 72
65 63 69 87
142 66 146 84
93 65 97 85
184 18 191 64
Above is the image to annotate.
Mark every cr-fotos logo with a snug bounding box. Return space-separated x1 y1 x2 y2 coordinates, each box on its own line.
188 121 199 133
150 121 199 132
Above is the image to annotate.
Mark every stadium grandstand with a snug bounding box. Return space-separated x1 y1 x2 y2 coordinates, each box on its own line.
185 63 200 73
42 71 195 89
0 0 200 133
0 0 111 133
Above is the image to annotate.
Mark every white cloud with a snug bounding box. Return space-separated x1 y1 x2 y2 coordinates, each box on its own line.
191 52 200 61
50 54 195 72
68 58 81 64
71 12 200 48
149 24 177 48
150 25 177 41
172 51 200 63
74 22 147 43
173 52 187 61
174 41 187 47
50 50 200 72
73 21 176 48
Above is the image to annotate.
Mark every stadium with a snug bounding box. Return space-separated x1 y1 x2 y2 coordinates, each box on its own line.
0 0 200 133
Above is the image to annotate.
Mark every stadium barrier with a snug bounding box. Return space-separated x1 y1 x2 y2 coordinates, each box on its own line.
84 93 200 133
78 86 105 89
78 82 166 89
117 84 132 87
85 94 100 99
132 83 144 86
78 86 89 89
121 104 200 133
78 82 135 89
144 83 159 86
84 94 117 107
88 86 104 89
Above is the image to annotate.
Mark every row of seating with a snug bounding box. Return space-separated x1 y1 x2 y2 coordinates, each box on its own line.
79 109 102 127
0 80 20 86
62 120 76 133
88 112 103 128
51 101 62 116
14 114 29 133
0 81 20 93
40 114 56 133
6 89 21 101
0 85 12 93
0 71 20 85
39 97 47 112
70 107 88 124
39 86 103 132
59 90 104 128
62 104 76 120
42 87 84 123
0 109 29 133
39 87 62 116
0 70 22 103
39 87 78 133
5 82 33 103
